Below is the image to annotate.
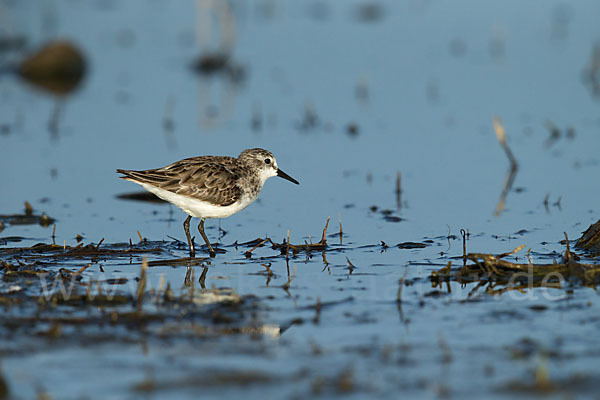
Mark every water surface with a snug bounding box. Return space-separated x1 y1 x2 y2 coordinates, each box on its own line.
1 1 600 398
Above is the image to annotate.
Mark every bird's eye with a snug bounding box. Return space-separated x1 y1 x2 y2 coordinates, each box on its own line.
264 158 271 165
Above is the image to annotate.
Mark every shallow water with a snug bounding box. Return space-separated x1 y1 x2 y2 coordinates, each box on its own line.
1 0 600 398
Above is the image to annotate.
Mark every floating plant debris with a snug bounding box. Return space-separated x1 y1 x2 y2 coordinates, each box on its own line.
431 236 600 296
397 242 428 249
0 202 55 228
575 220 600 252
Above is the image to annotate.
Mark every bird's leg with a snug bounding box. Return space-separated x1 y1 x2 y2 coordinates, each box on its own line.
198 218 216 258
183 215 195 258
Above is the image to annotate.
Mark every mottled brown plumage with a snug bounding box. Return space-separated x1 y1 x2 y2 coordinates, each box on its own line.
117 156 244 207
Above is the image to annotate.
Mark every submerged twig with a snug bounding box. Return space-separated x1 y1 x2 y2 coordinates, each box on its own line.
583 42 600 98
338 214 343 245
136 258 148 312
396 171 402 210
396 273 407 323
461 229 467 265
58 263 91 281
493 116 518 167
346 257 356 274
286 230 290 276
282 265 297 296
244 238 269 258
286 230 290 262
493 117 519 216
261 263 274 286
313 297 321 324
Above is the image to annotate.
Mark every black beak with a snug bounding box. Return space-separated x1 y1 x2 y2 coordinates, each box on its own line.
277 168 299 185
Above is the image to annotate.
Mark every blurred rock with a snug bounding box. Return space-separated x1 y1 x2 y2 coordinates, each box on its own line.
17 40 87 96
355 2 384 23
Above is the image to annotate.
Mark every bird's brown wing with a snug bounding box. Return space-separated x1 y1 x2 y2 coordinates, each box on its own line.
117 156 242 206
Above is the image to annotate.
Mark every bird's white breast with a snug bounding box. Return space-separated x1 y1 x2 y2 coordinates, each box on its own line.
140 183 255 219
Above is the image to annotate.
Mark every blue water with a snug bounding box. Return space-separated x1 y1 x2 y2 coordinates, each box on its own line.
1 0 600 398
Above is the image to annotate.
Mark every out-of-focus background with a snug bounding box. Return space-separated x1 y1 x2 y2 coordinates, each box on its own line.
1 0 600 398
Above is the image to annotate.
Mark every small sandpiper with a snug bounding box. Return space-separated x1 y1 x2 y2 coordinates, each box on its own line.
117 148 299 258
